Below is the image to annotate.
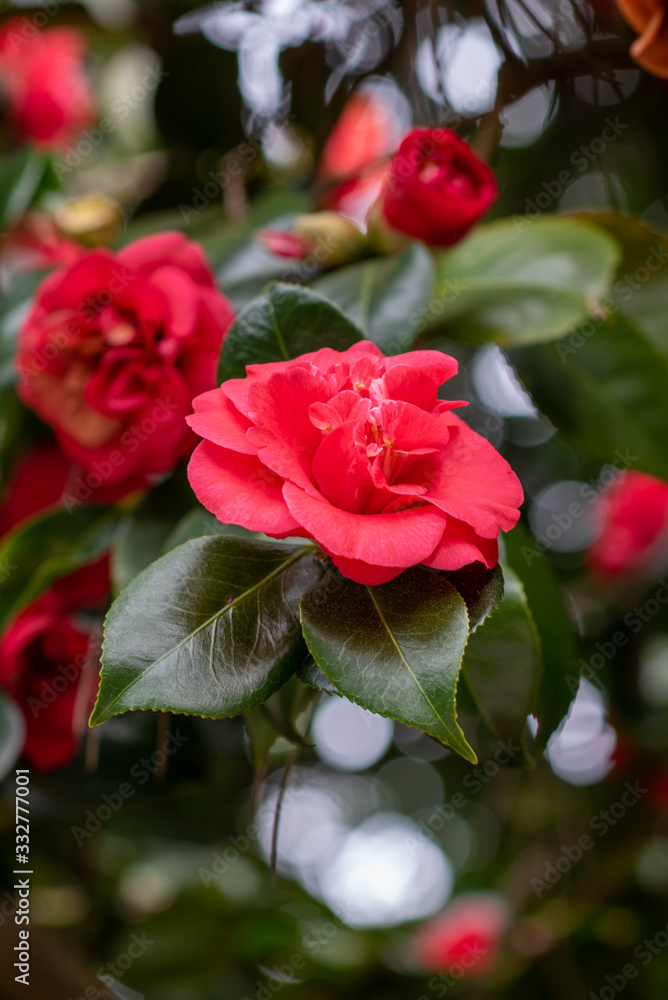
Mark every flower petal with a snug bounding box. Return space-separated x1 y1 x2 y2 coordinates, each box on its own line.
188 441 299 535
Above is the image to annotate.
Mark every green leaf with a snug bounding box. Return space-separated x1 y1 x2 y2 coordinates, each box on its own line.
91 536 322 725
572 210 668 354
0 148 47 229
218 282 364 383
430 216 620 346
112 477 193 593
216 233 298 312
299 656 342 696
0 505 119 632
511 312 668 480
0 690 26 780
459 566 540 763
300 566 476 761
164 506 264 551
438 562 504 632
312 244 435 354
504 521 579 752
0 269 48 387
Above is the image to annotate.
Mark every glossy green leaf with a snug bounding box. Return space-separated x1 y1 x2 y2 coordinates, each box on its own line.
430 216 620 345
511 312 668 480
218 282 363 382
92 536 322 725
0 690 26 780
459 566 540 763
312 244 435 354
0 505 119 632
438 562 504 632
503 522 579 753
300 566 476 761
299 656 342 696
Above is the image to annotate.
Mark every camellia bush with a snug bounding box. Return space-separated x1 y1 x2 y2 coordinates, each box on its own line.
2 2 668 999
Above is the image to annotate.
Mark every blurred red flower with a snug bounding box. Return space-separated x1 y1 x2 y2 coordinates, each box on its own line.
318 86 402 226
587 470 668 578
0 18 96 149
0 446 111 772
16 232 235 489
413 895 509 976
0 558 108 771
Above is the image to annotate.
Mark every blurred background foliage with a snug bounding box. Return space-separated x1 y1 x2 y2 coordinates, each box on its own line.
2 1 668 999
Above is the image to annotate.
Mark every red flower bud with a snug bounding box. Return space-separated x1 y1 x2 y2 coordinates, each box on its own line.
378 128 498 247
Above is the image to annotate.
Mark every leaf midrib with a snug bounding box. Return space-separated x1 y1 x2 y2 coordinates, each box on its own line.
97 543 314 719
365 584 461 743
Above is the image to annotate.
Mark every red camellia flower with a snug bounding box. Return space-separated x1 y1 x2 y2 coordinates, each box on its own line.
587 471 668 578
378 128 498 247
0 559 109 771
16 232 235 488
413 895 509 976
187 341 522 585
0 19 96 149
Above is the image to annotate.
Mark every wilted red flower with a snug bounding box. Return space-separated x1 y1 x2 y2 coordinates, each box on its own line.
377 128 498 247
615 0 668 79
16 232 235 488
0 558 108 771
187 341 522 585
0 18 96 149
587 471 668 578
413 895 509 976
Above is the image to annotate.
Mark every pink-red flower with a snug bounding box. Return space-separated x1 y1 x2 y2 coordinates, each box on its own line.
378 128 498 247
0 19 96 149
587 471 668 579
187 342 523 585
413 895 509 976
0 558 109 771
16 232 235 488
